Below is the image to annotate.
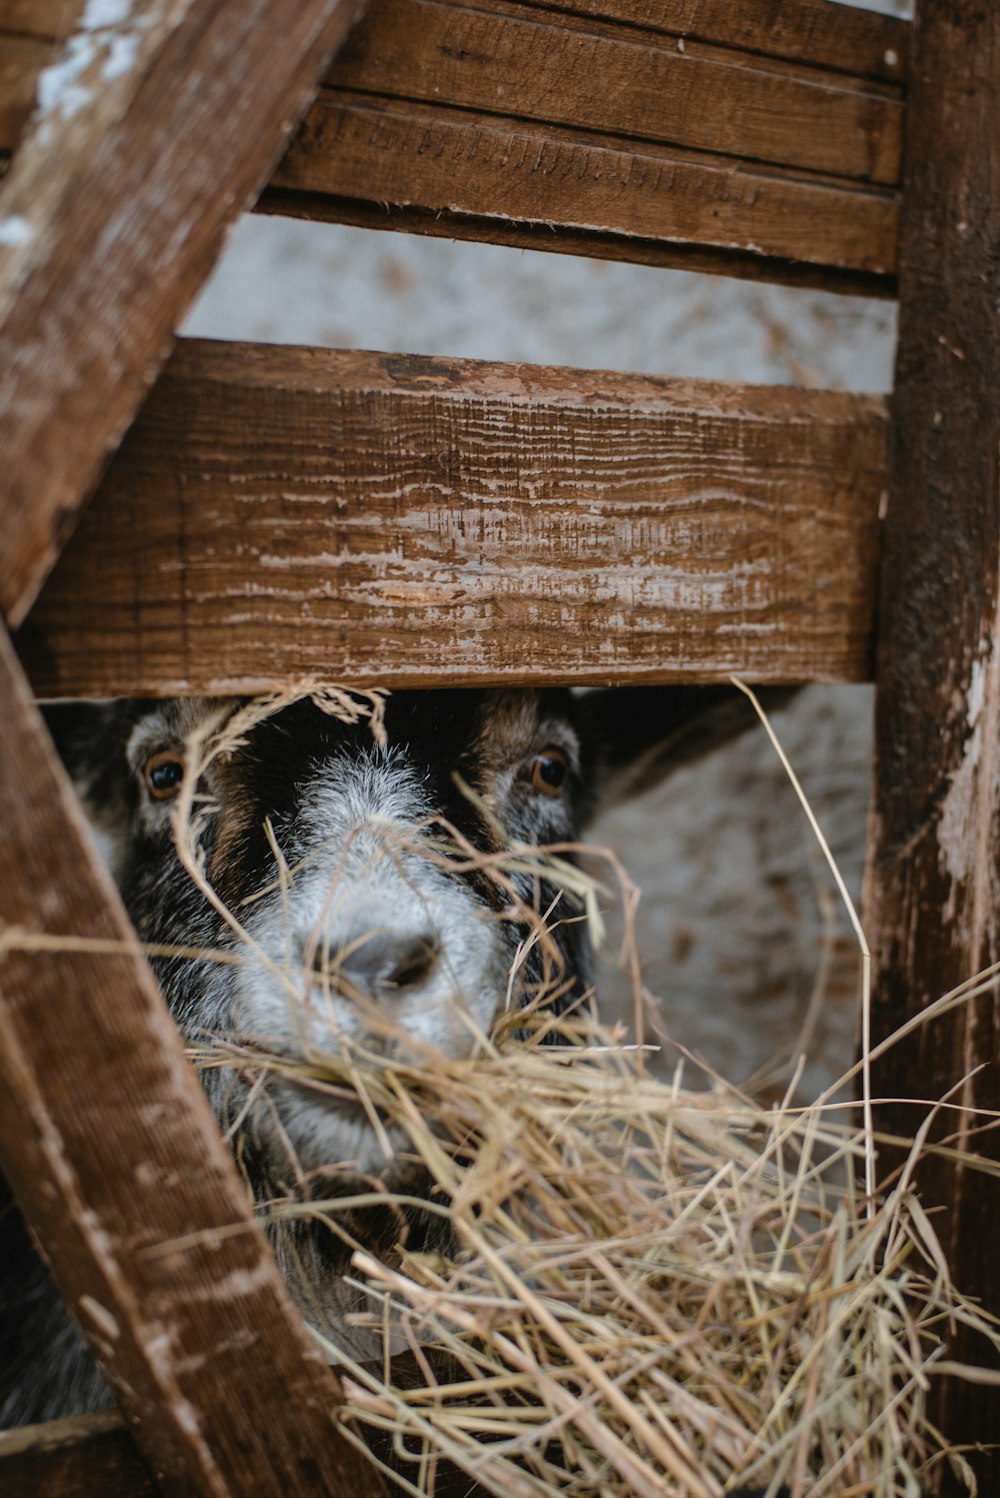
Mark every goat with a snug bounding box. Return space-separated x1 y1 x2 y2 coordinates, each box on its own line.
0 684 780 1428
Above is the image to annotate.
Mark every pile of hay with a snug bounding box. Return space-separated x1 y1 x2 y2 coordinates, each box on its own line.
167 688 999 1497
245 1014 996 1498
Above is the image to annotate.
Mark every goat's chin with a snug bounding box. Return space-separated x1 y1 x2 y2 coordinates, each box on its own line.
251 1077 418 1183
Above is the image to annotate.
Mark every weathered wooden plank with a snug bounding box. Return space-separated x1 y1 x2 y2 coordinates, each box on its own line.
0 1411 160 1498
263 0 903 294
268 91 899 294
0 1364 487 1498
0 627 384 1495
17 340 886 696
2 0 909 294
865 2 1000 1488
0 1 83 43
0 33 53 151
0 0 366 630
511 0 909 84
324 0 902 184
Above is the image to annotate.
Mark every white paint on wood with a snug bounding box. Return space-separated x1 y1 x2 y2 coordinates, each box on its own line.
0 216 34 247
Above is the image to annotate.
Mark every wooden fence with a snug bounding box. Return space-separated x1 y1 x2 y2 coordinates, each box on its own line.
0 0 996 1492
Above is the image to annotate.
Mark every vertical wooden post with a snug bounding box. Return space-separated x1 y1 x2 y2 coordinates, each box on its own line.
866 2 1000 1485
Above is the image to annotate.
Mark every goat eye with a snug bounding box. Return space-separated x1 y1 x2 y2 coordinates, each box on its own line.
528 747 569 797
144 750 184 801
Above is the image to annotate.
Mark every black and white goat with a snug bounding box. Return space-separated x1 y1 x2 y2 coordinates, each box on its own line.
0 684 777 1427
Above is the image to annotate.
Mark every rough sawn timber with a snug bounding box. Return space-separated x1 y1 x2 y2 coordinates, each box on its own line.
0 0 366 630
264 0 905 294
18 340 887 697
0 629 384 1497
865 1 1000 1487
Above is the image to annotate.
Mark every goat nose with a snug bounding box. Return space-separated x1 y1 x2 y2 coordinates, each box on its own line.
309 930 440 996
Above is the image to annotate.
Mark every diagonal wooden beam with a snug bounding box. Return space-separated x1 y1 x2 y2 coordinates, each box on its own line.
0 627 383 1495
16 341 888 695
866 2 1000 1486
0 0 365 630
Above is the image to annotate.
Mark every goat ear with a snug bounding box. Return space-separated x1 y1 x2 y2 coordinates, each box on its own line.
578 685 799 815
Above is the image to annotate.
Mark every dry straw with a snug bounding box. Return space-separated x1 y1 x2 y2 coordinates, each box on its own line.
9 686 998 1494
170 689 1000 1497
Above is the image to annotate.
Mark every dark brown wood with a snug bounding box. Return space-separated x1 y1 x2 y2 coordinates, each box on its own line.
0 33 52 151
511 0 909 84
866 2 1000 1487
17 339 886 696
0 0 366 630
0 1411 161 1498
263 0 903 295
0 1361 492 1498
0 627 385 1496
0 1 83 40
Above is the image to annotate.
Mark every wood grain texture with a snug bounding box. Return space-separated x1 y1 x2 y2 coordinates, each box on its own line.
0 1411 160 1498
0 1 83 43
0 629 384 1495
865 2 1000 1486
0 33 54 151
0 0 366 631
511 0 908 84
18 339 887 696
0 1365 491 1498
264 0 904 294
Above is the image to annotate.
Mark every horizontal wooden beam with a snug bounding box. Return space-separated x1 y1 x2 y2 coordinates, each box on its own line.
0 1411 159 1498
2 0 910 293
18 339 887 696
262 0 906 294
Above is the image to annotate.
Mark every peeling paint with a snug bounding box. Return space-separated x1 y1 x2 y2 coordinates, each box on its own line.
79 1293 121 1342
0 217 34 248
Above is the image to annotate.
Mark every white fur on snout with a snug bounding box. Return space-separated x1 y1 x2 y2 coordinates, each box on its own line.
231 757 509 1174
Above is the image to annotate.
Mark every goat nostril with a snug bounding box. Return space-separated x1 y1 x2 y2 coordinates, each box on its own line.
305 931 440 996
382 935 439 991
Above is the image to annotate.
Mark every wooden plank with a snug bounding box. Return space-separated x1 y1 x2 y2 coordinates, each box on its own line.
263 0 903 295
0 628 384 1495
0 1 83 43
0 34 54 152
267 92 899 295
17 340 887 696
865 2 1000 1488
0 1412 160 1498
324 0 902 184
0 0 366 632
0 1365 486 1497
510 0 909 84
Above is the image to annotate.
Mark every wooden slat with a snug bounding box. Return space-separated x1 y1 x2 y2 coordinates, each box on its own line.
17 340 886 696
0 629 383 1496
0 1 83 40
0 1412 160 1498
510 0 909 84
262 0 904 295
866 3 1000 1489
0 33 54 151
0 0 366 631
0 1361 489 1498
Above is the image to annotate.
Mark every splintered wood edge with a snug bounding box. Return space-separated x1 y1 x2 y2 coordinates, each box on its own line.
19 340 888 696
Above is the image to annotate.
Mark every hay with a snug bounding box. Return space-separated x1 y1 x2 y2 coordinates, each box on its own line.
217 1015 995 1498
162 687 1000 1497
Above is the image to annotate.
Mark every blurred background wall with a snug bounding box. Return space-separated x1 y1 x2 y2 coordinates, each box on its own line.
183 0 910 1096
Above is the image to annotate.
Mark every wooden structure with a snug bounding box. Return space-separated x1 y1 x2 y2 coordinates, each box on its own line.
0 0 996 1492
